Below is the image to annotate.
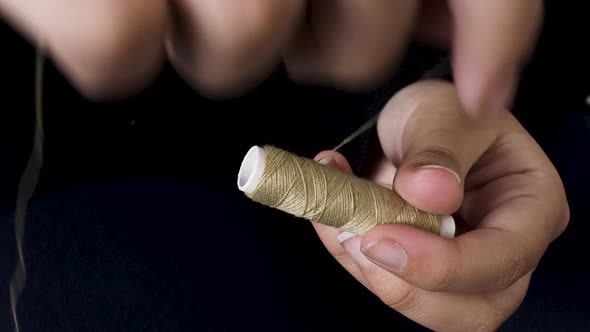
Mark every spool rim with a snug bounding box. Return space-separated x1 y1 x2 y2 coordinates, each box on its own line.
238 145 266 194
441 215 456 238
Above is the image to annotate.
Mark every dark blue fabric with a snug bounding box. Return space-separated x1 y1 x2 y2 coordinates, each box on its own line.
0 181 426 332
503 112 590 331
2 109 589 331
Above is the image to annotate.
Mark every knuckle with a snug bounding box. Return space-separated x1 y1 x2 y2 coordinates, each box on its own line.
432 260 457 291
546 176 571 240
472 298 518 332
473 310 505 332
383 286 421 314
333 250 352 262
496 246 528 289
556 200 571 236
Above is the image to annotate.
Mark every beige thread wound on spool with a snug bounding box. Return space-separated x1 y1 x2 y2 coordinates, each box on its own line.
238 145 455 237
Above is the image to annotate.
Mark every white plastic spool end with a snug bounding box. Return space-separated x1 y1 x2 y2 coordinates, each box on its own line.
441 215 456 238
238 145 266 194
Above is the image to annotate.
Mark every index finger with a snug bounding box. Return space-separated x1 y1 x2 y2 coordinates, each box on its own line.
449 0 543 116
360 196 568 293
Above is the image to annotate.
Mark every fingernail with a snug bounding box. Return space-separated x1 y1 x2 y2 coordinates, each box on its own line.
316 153 334 165
337 231 357 244
361 240 407 272
418 165 461 184
338 232 372 269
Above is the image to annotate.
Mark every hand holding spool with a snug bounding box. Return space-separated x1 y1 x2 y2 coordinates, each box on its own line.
237 80 570 332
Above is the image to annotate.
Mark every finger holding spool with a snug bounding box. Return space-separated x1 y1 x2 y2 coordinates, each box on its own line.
237 145 455 238
377 80 498 216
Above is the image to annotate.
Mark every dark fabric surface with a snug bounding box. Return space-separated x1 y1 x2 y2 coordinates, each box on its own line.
502 1 590 329
1 180 430 332
503 111 590 331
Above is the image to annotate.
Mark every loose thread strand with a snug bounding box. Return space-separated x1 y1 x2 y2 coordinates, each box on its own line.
331 56 451 153
10 49 46 332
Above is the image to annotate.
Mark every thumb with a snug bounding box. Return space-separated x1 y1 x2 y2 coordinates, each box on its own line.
377 80 497 215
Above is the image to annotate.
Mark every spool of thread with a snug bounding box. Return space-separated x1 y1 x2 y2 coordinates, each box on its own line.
237 145 455 237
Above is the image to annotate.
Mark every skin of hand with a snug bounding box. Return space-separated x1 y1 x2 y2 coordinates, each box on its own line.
0 0 543 116
312 80 569 332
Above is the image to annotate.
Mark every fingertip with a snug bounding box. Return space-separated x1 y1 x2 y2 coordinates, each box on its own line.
314 151 354 174
454 59 517 117
449 0 541 116
360 224 449 265
359 224 459 290
313 150 333 163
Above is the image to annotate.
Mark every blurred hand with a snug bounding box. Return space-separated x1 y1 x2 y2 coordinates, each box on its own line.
0 1 543 116
312 80 569 331
285 0 543 117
